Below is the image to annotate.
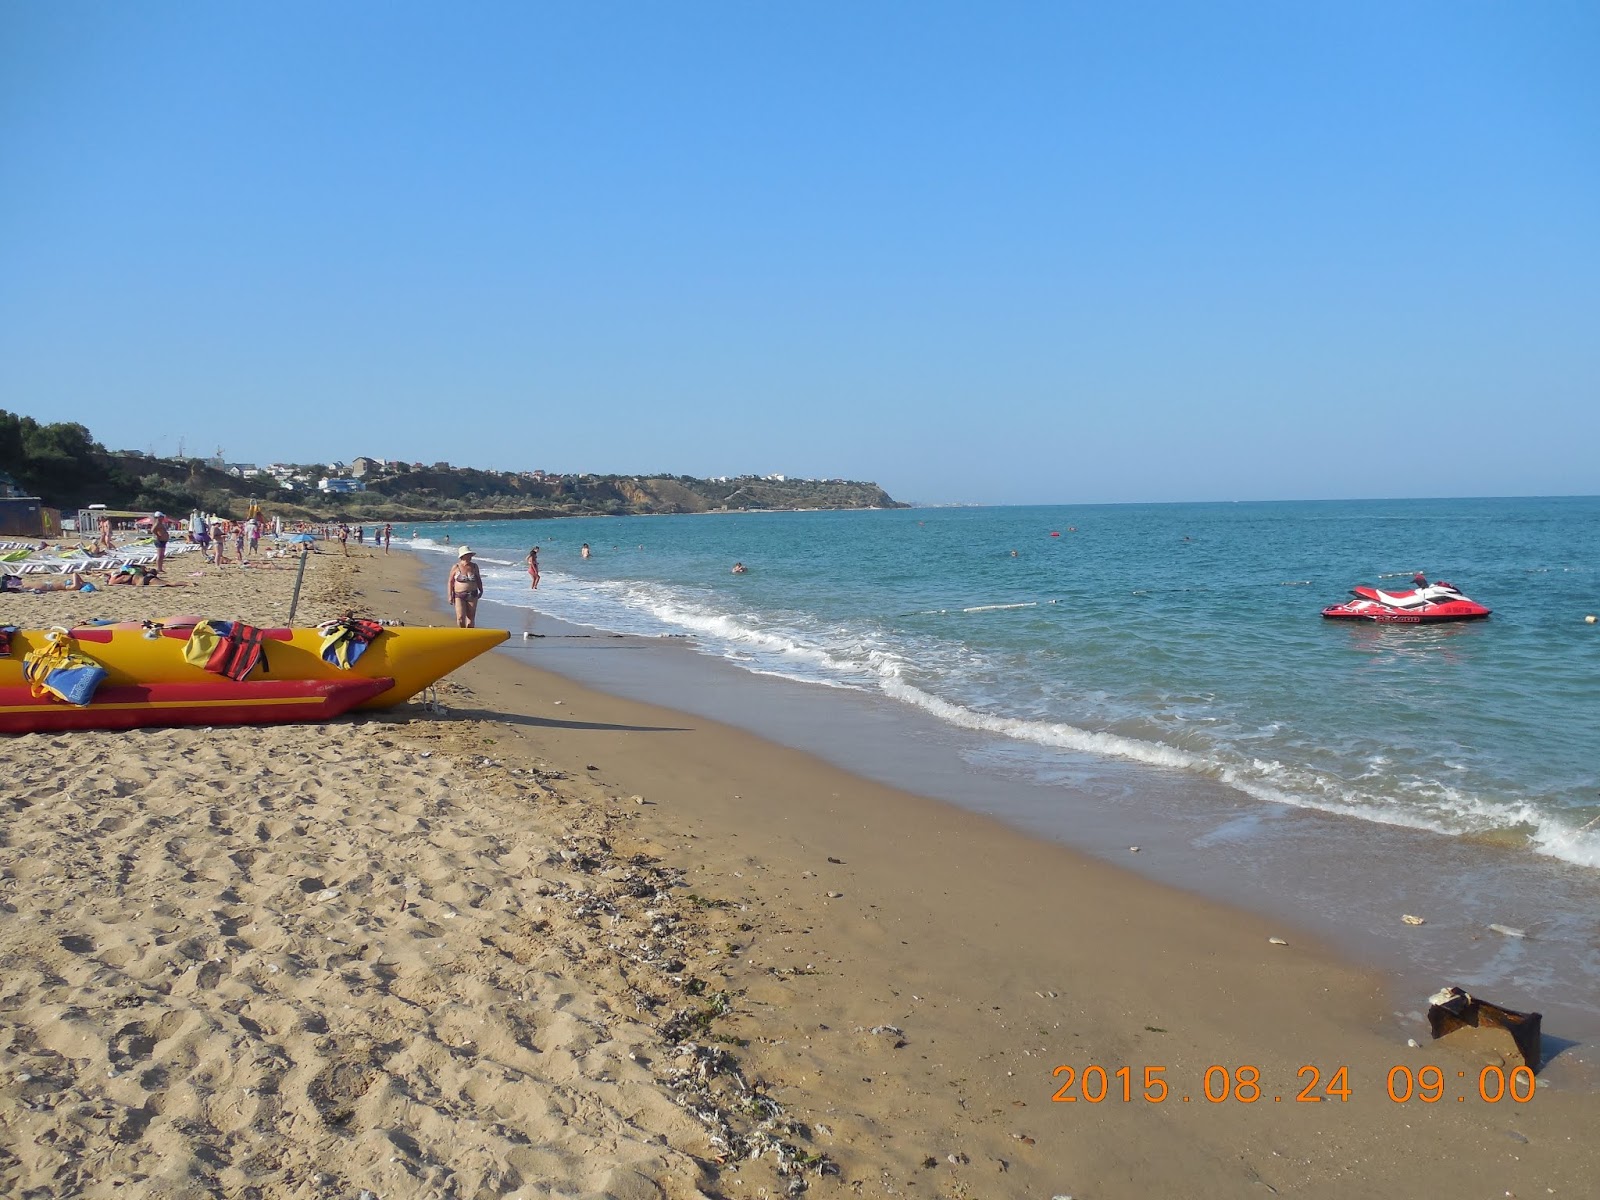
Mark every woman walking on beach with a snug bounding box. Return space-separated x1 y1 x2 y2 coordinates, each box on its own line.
526 547 540 590
447 547 484 628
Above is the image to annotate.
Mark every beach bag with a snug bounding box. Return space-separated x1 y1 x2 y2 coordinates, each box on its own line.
22 628 108 706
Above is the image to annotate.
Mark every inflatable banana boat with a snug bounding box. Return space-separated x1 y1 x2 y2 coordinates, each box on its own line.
0 622 507 734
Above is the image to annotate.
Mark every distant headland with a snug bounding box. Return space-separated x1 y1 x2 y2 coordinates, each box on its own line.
0 410 906 521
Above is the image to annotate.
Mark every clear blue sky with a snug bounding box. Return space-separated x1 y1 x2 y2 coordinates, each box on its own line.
3 2 1596 504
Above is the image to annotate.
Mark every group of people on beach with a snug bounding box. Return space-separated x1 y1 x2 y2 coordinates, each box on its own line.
141 511 274 569
336 523 395 556
2 564 192 595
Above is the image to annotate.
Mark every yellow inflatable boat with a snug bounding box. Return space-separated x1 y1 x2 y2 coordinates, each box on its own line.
0 623 507 714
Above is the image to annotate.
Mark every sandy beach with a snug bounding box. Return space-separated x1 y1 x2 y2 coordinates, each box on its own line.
1 546 1593 1198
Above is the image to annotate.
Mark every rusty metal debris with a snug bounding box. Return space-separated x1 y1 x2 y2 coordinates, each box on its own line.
1426 986 1543 1069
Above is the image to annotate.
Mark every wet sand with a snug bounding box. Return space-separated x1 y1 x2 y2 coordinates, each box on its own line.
1 546 1593 1197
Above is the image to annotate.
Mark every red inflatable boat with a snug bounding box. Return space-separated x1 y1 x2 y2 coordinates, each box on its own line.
0 676 394 734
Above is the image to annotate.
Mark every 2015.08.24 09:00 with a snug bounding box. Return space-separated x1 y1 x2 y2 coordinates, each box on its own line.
1049 1064 1536 1104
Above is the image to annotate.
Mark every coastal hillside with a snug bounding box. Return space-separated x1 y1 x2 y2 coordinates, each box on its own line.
363 467 902 518
0 409 904 520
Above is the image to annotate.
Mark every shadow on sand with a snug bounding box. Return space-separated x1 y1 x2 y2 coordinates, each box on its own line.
435 705 691 734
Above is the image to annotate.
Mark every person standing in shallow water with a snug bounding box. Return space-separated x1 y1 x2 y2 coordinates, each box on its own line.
526 547 540 589
447 547 484 628
580 543 590 560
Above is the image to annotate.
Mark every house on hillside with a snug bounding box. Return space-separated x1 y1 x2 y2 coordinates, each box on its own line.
318 478 366 494
351 456 381 478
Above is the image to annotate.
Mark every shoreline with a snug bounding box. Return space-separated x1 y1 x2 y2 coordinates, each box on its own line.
1 547 1594 1197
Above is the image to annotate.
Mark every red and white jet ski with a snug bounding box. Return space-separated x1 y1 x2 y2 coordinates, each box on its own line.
1321 580 1491 624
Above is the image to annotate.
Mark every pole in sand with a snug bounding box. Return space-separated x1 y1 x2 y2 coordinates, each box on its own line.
287 546 309 624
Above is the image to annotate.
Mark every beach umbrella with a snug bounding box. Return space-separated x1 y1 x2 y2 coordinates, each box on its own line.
286 533 316 544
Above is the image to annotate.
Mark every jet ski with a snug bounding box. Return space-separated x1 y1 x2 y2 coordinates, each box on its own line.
1321 580 1491 624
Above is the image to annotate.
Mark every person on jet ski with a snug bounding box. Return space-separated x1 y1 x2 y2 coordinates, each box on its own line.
1412 572 1428 590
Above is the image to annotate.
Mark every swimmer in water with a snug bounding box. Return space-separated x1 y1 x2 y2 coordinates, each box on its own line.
731 562 747 574
581 543 590 560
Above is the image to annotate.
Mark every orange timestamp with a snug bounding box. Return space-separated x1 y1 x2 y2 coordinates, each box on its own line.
1049 1063 1537 1104
1051 1064 1350 1104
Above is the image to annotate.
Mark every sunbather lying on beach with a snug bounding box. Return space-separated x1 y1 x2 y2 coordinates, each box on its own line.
1 572 95 594
105 565 192 588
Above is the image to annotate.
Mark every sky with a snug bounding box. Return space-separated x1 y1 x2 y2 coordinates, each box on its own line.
2 1 1596 505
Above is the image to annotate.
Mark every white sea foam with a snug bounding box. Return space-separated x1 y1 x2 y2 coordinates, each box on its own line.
877 676 1204 772
405 537 453 555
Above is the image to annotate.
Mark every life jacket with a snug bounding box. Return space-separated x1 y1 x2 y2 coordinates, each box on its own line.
317 615 386 668
182 620 269 681
22 628 108 706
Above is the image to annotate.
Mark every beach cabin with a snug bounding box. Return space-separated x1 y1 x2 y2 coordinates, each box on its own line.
0 493 58 537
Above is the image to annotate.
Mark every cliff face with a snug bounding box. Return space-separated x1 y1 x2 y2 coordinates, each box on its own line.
620 477 903 513
621 478 703 511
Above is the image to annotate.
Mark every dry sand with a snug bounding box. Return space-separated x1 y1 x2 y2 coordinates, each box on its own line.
1 547 1593 1198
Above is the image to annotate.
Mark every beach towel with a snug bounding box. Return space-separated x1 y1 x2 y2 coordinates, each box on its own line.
316 616 385 668
22 629 108 706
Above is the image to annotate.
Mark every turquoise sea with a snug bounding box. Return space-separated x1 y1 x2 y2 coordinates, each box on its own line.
409 496 1599 871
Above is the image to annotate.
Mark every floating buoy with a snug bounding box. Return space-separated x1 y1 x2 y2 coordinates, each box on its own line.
1586 614 1597 624
1050 531 1061 537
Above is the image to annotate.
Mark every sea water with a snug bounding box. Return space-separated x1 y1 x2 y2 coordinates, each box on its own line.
405 498 1600 1039
411 497 1600 867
